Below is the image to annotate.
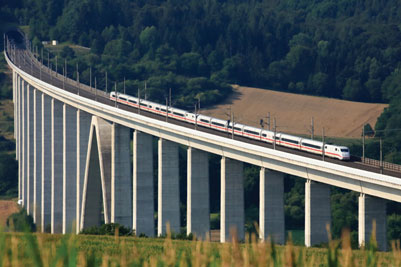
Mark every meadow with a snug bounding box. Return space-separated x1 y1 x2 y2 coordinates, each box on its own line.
0 227 400 267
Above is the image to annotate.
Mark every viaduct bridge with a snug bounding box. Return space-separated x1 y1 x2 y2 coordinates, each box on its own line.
5 34 401 250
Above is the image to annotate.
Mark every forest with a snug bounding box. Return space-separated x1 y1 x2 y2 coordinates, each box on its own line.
2 0 401 244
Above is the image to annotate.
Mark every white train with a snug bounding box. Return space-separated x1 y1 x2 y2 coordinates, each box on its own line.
110 92 351 160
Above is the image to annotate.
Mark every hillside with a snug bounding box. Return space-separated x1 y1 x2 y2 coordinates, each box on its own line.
203 85 387 138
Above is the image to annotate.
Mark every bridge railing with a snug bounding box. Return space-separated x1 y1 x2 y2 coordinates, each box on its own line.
352 155 401 173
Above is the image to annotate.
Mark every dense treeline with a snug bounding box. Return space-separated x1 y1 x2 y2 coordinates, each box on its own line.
7 0 401 102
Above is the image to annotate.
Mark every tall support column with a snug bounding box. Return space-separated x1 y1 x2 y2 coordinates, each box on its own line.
51 99 63 233
359 194 387 251
158 138 180 236
63 104 77 233
220 157 244 243
33 89 42 226
17 75 22 201
259 168 285 244
305 180 331 247
27 84 34 215
133 131 154 237
21 78 26 207
187 147 209 239
41 93 51 232
76 110 91 233
111 123 132 227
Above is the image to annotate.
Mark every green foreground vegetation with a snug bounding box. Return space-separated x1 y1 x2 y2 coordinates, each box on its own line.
0 228 400 266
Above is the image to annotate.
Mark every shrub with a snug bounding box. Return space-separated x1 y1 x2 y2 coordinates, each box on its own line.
80 223 133 236
6 209 36 232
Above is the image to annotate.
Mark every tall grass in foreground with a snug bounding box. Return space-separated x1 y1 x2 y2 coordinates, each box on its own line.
0 228 400 266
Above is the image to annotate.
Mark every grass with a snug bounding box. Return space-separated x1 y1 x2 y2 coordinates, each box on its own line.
0 225 400 266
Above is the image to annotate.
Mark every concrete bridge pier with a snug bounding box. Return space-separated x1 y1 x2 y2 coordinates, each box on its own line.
62 104 77 233
305 179 331 247
111 123 132 228
51 99 63 233
41 93 52 232
27 84 34 215
221 157 244 243
158 138 180 236
33 89 42 226
80 117 112 230
187 147 210 239
76 110 91 233
359 194 387 251
259 168 285 244
133 131 154 237
18 75 23 204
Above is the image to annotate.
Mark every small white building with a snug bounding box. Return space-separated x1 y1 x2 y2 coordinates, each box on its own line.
52 40 58 45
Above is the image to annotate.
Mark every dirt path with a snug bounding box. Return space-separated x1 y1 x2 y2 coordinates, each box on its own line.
0 200 19 228
202 85 387 138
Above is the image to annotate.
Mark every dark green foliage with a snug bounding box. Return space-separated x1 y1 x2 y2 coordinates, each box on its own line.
14 0 401 109
80 223 133 236
363 124 374 136
6 209 36 232
0 72 12 99
387 214 401 242
331 189 358 239
0 152 18 197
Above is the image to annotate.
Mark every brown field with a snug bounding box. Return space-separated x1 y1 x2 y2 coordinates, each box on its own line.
0 200 19 227
202 85 388 138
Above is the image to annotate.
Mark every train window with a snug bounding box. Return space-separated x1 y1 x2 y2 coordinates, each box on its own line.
244 129 259 135
119 97 127 101
161 108 166 112
302 142 321 150
281 138 299 144
128 99 137 104
156 107 160 110
228 126 232 129
212 122 225 127
200 119 209 123
173 112 184 116
341 148 349 152
234 127 242 131
141 104 148 107
262 134 267 137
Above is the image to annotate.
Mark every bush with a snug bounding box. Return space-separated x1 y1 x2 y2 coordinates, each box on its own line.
6 209 36 232
80 223 133 236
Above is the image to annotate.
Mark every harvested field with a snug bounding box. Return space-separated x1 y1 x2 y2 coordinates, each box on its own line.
202 85 388 138
0 200 19 227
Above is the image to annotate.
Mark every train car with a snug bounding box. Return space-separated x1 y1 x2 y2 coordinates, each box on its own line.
210 117 228 132
279 133 302 150
197 115 211 128
261 130 275 144
169 107 188 122
324 144 350 160
300 139 323 155
228 122 245 136
243 125 261 140
185 112 197 124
